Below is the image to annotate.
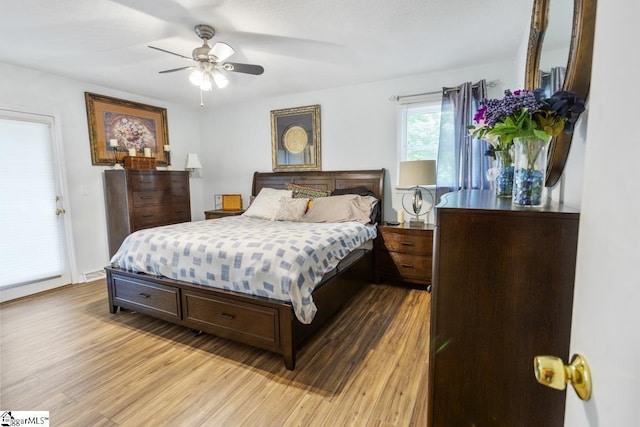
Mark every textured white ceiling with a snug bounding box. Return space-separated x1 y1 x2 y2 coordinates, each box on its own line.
0 0 534 107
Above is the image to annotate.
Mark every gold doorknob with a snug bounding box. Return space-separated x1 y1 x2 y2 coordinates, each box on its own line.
533 354 592 401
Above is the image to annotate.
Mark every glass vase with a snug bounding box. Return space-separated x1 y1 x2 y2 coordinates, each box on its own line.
494 149 514 197
512 137 549 206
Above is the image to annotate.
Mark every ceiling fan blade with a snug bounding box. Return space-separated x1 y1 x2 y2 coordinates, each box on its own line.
209 42 234 62
148 45 193 61
159 66 195 73
222 62 264 75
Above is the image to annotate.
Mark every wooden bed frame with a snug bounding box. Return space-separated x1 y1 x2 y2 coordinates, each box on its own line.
105 169 385 369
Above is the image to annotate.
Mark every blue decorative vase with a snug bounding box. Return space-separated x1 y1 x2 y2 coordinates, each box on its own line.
494 150 514 197
512 137 549 206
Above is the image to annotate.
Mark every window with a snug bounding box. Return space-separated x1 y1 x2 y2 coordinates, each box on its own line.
400 94 442 162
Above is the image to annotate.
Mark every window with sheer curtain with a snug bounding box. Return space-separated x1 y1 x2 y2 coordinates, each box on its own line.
398 81 490 194
0 113 64 288
399 94 442 164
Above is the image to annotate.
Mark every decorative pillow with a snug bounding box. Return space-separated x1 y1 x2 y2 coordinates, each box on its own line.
242 188 293 220
332 186 381 224
302 194 378 224
286 183 332 199
273 197 310 222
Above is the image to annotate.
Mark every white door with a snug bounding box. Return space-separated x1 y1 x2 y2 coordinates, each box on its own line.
563 0 640 424
0 109 72 302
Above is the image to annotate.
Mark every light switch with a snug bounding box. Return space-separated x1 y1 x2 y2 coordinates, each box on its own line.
80 185 89 196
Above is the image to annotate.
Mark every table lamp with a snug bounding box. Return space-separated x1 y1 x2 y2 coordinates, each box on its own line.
399 160 437 227
185 153 203 176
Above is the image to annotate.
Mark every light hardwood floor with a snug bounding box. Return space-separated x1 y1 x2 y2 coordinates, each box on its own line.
0 280 430 426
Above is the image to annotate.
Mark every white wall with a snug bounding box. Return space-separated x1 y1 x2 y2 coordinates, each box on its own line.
0 52 546 295
548 110 588 208
200 58 518 222
0 62 203 285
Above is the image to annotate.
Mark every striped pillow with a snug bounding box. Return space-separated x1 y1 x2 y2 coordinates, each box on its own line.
286 183 332 199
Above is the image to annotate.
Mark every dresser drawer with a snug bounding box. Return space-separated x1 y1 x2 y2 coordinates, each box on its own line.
377 251 432 282
132 204 190 228
130 173 188 191
132 189 189 207
379 228 433 254
183 290 279 346
111 276 180 321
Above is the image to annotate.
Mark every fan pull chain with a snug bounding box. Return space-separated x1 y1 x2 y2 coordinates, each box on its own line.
200 89 204 107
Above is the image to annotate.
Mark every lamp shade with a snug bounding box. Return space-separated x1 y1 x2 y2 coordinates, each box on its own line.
185 153 202 170
399 160 437 186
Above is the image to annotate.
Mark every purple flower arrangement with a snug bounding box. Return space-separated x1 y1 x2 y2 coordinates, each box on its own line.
469 88 585 146
469 88 585 205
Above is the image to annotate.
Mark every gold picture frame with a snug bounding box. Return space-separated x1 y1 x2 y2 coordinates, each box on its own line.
271 104 321 172
85 92 169 166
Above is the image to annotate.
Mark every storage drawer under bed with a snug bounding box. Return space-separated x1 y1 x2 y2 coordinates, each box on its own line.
111 275 181 321
182 289 280 348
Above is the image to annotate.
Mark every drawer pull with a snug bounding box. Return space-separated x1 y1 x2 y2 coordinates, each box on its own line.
140 196 153 200
401 264 415 269
400 242 415 246
139 180 152 184
139 293 151 298
141 214 154 218
218 313 236 320
174 210 184 213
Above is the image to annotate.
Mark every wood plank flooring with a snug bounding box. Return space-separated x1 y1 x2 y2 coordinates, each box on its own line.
0 280 430 426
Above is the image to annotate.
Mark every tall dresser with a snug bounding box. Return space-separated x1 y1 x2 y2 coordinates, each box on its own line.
104 169 191 257
428 190 579 427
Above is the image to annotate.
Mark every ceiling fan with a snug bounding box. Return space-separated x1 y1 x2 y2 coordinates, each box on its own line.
149 24 264 93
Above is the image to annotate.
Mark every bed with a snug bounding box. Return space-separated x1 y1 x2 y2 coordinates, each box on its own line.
105 169 385 369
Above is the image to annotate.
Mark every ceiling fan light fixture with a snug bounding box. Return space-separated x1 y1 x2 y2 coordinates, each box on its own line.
200 72 213 91
212 69 228 88
189 69 203 86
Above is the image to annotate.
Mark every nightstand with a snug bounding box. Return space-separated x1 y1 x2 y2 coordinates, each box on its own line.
375 222 434 290
204 209 245 220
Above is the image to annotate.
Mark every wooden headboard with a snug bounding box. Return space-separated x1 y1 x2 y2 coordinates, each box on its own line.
252 169 385 222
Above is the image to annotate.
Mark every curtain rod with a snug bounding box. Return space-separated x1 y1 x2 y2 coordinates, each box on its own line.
389 80 498 102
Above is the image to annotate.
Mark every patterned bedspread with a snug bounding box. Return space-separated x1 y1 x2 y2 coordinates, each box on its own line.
110 216 377 324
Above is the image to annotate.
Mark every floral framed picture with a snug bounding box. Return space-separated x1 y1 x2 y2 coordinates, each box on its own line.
85 92 169 166
270 104 321 172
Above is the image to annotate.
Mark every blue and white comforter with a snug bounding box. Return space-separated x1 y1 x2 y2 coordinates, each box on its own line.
110 216 377 324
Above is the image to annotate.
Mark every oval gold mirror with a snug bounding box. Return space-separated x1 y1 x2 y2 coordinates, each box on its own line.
525 0 597 187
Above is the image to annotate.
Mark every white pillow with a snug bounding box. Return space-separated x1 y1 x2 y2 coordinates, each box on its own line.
274 197 309 222
242 188 293 220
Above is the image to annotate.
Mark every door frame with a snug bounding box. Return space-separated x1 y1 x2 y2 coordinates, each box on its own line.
0 105 77 302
